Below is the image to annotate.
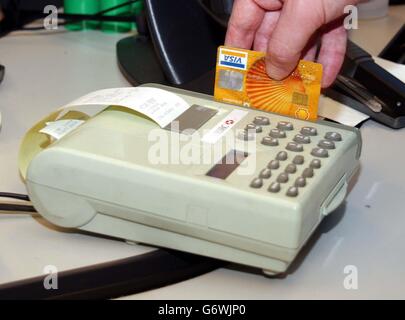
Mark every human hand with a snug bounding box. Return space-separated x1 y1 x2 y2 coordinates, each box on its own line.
225 0 360 87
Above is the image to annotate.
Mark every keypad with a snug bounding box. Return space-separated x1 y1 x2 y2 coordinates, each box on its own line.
247 116 344 197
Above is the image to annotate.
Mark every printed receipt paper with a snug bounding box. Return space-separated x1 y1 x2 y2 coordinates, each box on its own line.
214 46 323 121
19 87 191 180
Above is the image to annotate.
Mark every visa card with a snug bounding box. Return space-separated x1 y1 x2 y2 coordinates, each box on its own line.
214 46 323 121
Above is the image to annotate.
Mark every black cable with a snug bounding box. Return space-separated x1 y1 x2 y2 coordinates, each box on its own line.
0 203 36 212
0 192 30 201
0 249 224 300
0 192 33 212
94 0 138 17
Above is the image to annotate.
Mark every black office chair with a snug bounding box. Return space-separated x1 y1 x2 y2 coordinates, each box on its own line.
116 0 233 95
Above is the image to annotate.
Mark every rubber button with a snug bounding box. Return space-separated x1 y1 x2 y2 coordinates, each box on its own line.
259 168 272 179
277 121 294 131
293 155 305 165
250 178 263 188
311 148 329 158
325 132 342 141
268 182 281 193
267 160 280 170
276 151 288 161
285 164 297 174
253 116 270 126
300 127 317 136
277 173 289 183
286 186 299 197
302 167 314 178
261 136 279 146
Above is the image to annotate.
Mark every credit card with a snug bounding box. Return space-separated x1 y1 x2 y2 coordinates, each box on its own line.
214 46 323 121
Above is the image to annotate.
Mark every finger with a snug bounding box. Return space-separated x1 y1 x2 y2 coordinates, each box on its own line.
302 33 320 61
253 0 283 11
266 0 356 80
225 0 283 49
225 0 265 49
265 0 327 80
317 22 347 88
302 44 318 61
253 11 281 52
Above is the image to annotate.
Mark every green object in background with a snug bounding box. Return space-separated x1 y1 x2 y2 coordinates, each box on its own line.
131 0 144 31
101 0 134 33
64 0 100 31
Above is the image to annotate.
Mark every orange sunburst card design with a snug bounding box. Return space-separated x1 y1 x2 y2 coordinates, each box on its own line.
214 46 323 121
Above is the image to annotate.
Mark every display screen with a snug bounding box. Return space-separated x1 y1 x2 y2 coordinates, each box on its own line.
206 150 249 180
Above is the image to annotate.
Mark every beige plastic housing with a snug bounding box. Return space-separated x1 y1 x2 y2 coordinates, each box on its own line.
25 84 362 275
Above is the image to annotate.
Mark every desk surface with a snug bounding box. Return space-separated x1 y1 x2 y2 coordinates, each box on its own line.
0 31 154 283
1 7 404 299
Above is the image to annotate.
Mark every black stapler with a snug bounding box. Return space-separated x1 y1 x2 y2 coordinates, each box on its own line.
324 39 405 129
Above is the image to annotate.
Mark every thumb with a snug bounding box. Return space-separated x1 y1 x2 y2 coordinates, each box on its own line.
266 0 324 79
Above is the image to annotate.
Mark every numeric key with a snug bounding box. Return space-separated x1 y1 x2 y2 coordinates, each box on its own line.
300 127 317 136
253 116 270 126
